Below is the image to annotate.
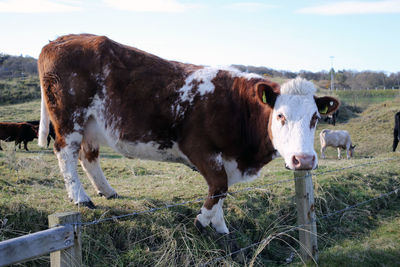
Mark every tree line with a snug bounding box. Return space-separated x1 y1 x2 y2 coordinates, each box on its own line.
233 64 400 90
0 54 38 78
0 54 399 90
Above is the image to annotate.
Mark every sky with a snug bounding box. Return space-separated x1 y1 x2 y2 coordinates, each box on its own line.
1 0 400 73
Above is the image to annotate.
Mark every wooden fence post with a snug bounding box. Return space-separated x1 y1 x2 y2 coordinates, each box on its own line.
48 212 82 267
294 171 318 263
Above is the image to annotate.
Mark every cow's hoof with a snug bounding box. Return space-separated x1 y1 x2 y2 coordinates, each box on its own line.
98 192 119 199
210 222 229 235
107 193 119 199
78 201 96 209
194 218 206 234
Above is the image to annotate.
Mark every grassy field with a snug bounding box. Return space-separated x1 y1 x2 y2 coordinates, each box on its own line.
0 95 400 266
319 88 400 110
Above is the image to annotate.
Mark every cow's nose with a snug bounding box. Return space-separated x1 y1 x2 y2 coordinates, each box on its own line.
292 154 315 170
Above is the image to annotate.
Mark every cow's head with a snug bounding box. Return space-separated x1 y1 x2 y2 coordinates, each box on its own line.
349 144 356 158
257 77 339 170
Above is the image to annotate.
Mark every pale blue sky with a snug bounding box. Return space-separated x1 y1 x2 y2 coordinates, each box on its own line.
1 0 400 73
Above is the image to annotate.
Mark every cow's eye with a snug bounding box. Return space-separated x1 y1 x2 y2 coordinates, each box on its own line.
277 113 286 125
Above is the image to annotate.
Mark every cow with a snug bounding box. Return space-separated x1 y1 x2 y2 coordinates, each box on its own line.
320 129 355 159
0 122 38 151
24 120 56 148
323 109 339 126
393 111 400 152
37 34 339 234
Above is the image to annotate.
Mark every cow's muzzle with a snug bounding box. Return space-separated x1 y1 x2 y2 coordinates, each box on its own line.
291 154 316 170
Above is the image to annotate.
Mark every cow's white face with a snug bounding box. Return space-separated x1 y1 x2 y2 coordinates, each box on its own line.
257 77 339 171
270 94 319 170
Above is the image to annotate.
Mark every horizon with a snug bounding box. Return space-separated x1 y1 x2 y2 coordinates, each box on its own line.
1 0 400 73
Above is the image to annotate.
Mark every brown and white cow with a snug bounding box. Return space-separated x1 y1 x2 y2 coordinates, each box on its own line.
38 34 339 234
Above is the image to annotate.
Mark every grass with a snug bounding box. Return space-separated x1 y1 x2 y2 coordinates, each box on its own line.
318 88 400 110
0 95 400 266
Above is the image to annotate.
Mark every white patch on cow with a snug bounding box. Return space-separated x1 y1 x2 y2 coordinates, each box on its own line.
223 159 260 187
173 67 219 117
219 66 263 80
83 83 122 151
72 72 77 77
114 140 191 165
172 66 263 118
270 78 319 170
210 153 223 171
71 111 84 131
38 85 50 147
179 67 219 101
103 64 111 78
196 199 229 234
55 132 91 204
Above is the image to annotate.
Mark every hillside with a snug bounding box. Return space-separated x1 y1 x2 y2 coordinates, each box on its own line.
0 54 40 104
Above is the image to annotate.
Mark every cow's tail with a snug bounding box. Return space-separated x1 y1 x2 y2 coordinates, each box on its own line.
38 83 50 148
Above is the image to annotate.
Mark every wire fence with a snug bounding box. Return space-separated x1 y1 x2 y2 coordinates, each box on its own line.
74 156 399 228
11 155 399 266
200 184 400 266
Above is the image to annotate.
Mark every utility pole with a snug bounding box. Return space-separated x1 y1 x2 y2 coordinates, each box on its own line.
330 56 335 91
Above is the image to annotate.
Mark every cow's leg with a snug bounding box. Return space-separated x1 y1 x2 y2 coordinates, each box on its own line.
0 141 2 150
79 139 117 199
189 153 229 234
393 129 399 152
320 146 326 159
337 147 341 159
55 132 95 208
23 141 29 151
47 135 51 148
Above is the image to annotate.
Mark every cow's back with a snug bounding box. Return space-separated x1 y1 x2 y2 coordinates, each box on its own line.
0 123 17 140
38 34 195 143
320 129 350 147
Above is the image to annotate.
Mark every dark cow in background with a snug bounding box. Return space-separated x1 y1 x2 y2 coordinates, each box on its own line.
393 111 400 152
0 122 38 151
38 34 339 234
323 109 339 126
25 120 56 148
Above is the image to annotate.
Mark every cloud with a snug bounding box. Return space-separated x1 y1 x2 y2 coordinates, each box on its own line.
0 0 82 13
225 2 277 11
297 0 400 15
103 0 191 13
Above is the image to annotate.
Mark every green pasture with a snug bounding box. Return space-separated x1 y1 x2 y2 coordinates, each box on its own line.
0 94 399 266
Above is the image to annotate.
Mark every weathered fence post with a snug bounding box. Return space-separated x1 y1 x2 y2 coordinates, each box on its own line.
48 212 82 267
294 171 318 263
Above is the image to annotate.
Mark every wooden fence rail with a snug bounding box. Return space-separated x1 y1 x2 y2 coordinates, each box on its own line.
0 212 81 267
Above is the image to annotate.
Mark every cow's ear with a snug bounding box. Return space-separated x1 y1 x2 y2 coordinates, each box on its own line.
256 81 280 108
314 96 340 115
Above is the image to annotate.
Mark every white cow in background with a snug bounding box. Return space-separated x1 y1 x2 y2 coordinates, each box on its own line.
320 129 356 159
